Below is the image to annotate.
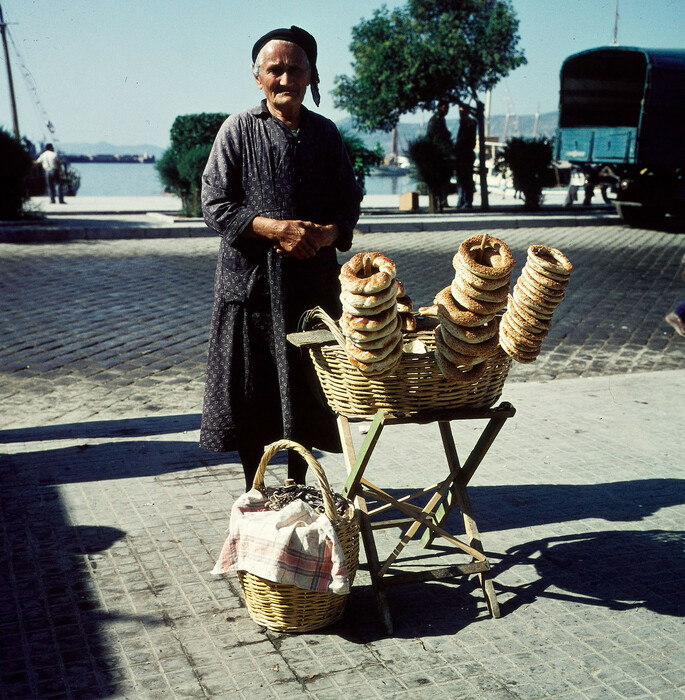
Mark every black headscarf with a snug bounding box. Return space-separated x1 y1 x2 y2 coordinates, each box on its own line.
251 25 320 106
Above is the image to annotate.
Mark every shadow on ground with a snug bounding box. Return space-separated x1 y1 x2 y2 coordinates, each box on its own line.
2 414 683 676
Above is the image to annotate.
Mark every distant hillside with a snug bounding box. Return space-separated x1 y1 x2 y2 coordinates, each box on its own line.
56 112 559 160
57 142 165 158
338 112 559 155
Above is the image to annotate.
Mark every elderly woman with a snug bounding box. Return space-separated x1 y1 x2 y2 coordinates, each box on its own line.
199 26 363 489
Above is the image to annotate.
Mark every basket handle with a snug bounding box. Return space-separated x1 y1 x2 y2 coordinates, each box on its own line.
252 439 341 523
301 306 346 349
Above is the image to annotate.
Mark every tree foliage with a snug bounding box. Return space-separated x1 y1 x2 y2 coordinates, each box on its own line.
157 113 228 216
333 0 526 132
0 128 33 220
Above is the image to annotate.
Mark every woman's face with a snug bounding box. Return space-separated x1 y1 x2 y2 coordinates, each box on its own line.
255 41 311 117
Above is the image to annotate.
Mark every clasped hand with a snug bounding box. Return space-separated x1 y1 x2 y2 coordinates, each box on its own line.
273 219 338 259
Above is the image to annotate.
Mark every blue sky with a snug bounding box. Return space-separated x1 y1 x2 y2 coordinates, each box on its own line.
1 0 683 147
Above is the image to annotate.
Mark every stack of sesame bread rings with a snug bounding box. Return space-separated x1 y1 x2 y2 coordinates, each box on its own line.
434 235 515 382
339 252 404 377
499 245 573 363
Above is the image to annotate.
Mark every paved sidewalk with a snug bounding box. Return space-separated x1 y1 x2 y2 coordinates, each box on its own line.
0 190 625 243
1 213 684 699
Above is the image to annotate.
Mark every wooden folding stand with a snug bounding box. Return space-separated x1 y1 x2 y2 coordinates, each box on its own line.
336 404 515 634
288 324 515 634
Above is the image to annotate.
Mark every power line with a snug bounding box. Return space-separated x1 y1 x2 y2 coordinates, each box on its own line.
6 24 56 141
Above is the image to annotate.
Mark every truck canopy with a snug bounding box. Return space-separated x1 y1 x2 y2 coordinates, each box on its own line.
557 47 685 166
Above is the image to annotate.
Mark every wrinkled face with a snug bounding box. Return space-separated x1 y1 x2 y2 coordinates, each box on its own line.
255 40 311 115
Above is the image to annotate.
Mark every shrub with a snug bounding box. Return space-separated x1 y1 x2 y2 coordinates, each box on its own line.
0 128 33 220
406 136 453 212
495 137 553 211
338 129 383 193
157 113 228 216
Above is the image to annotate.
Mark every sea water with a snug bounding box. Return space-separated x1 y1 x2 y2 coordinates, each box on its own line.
70 162 417 197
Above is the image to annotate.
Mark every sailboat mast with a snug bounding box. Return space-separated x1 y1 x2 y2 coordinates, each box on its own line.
0 3 20 138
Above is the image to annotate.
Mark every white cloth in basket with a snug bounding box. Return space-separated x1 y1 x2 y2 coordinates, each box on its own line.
212 488 350 595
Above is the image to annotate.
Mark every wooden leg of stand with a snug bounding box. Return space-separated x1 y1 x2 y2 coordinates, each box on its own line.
454 476 501 618
336 414 394 634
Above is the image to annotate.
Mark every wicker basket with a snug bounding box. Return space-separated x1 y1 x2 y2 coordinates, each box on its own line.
303 307 512 419
237 439 359 633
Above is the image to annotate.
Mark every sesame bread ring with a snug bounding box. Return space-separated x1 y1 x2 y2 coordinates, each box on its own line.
526 258 570 283
501 311 546 343
435 286 495 327
340 280 398 310
453 254 512 291
418 304 438 317
400 313 417 332
458 235 515 280
507 296 552 332
520 265 567 297
353 326 403 350
342 294 397 317
517 273 565 305
523 264 569 292
499 327 540 363
396 295 413 314
434 327 487 366
395 278 406 297
451 281 507 316
346 335 401 364
499 317 543 351
527 245 572 277
504 306 548 338
512 286 556 319
439 324 500 358
342 306 397 332
349 341 403 376
514 281 559 310
434 349 487 383
437 309 498 343
340 252 396 295
341 314 402 343
452 274 510 304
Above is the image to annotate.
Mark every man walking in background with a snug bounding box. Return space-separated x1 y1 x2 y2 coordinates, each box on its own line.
35 143 65 204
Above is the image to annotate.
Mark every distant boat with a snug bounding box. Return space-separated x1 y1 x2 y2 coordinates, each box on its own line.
373 126 411 176
371 164 409 176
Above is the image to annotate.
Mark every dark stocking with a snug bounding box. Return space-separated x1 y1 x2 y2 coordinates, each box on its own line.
238 444 263 492
287 451 308 485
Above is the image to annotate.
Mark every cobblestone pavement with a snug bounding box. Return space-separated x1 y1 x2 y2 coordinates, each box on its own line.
1 223 684 699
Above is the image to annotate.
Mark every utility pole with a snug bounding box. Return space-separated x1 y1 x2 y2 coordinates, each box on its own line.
0 3 20 139
612 0 620 46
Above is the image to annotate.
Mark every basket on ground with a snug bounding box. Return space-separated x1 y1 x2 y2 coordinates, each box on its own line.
303 307 512 419
237 440 359 633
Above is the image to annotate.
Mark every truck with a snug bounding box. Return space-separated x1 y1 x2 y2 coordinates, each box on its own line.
555 46 685 226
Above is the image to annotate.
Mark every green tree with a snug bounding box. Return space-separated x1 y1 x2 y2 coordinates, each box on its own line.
0 127 33 220
333 0 526 210
157 113 228 216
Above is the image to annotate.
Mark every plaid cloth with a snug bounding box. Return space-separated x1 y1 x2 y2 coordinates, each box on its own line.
212 488 350 595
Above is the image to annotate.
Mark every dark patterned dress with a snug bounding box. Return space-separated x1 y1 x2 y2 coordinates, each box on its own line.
199 100 362 454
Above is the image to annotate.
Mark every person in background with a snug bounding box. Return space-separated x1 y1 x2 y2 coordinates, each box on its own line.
665 253 685 337
454 105 477 210
199 25 363 490
35 143 65 204
564 165 585 207
426 100 452 210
